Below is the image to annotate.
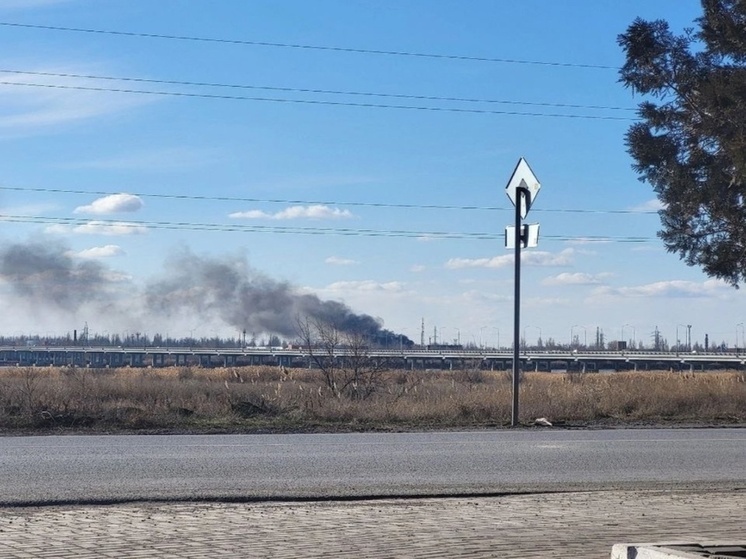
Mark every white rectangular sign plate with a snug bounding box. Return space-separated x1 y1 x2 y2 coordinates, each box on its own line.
505 223 540 249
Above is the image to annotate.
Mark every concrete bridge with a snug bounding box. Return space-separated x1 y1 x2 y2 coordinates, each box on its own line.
0 345 743 371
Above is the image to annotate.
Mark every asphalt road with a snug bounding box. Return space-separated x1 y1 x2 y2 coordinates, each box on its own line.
1 428 744 505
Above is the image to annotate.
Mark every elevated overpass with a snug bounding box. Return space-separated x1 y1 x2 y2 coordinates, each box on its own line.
0 345 743 371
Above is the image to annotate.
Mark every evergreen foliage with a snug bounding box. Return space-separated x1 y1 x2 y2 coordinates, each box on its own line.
618 0 746 285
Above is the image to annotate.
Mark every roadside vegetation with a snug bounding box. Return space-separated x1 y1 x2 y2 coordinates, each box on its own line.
0 365 744 433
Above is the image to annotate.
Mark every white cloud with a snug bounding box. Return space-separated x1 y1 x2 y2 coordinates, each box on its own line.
445 255 511 270
0 66 153 133
63 221 148 236
70 245 125 259
227 209 268 219
525 250 576 266
458 289 511 304
410 264 426 272
229 205 353 220
44 224 71 235
590 279 730 300
445 249 575 270
542 272 612 286
0 202 59 216
74 193 144 215
324 280 405 293
564 237 612 245
630 198 666 212
75 221 147 236
325 256 358 266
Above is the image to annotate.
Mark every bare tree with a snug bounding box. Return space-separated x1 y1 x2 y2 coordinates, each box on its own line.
296 316 387 400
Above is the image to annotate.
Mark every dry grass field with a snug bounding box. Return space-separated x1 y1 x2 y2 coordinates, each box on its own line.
0 365 744 432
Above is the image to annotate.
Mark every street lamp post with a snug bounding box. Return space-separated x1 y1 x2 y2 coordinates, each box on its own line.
736 323 744 353
622 324 636 349
491 327 500 351
523 325 541 350
676 324 688 353
571 325 587 348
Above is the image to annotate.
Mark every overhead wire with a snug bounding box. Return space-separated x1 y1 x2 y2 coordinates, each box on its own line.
0 21 619 70
0 185 661 215
0 214 657 243
0 69 637 113
0 80 637 121
0 23 651 243
0 23 633 120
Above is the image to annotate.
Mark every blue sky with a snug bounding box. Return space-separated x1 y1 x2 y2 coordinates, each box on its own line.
0 0 742 349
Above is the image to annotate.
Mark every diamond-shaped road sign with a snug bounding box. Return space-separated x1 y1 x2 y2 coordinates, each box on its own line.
505 157 541 219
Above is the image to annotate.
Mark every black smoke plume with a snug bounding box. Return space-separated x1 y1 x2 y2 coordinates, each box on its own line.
0 240 408 343
0 241 114 310
145 249 384 338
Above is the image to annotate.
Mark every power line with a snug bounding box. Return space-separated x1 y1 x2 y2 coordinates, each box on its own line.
0 21 619 70
0 185 661 215
0 80 637 121
0 69 637 113
0 214 509 239
0 214 656 243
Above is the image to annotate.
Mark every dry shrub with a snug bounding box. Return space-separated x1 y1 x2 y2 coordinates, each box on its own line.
519 371 746 422
0 366 743 430
452 367 486 385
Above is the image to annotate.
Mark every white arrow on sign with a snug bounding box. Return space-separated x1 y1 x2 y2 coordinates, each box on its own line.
505 157 541 219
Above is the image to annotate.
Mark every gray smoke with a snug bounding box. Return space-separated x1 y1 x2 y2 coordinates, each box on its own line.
145 249 383 338
0 241 387 338
0 241 116 311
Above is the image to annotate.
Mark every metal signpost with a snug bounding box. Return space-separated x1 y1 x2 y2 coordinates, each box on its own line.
504 158 541 427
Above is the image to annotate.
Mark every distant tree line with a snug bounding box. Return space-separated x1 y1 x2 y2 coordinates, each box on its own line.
0 329 735 352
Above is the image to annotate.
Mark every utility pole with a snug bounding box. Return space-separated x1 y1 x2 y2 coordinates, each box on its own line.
653 326 661 351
